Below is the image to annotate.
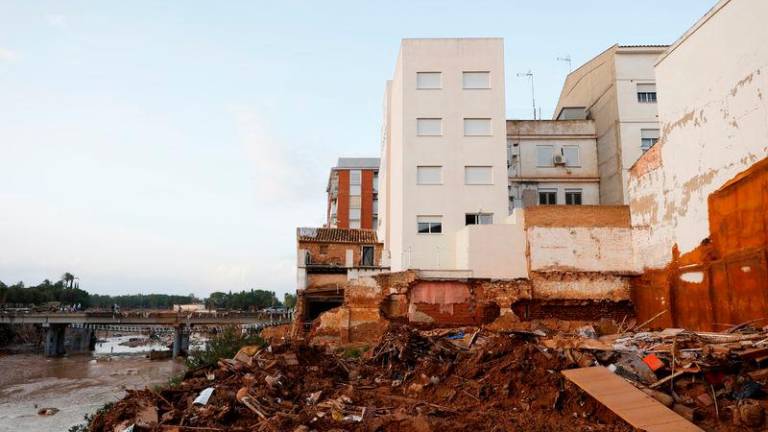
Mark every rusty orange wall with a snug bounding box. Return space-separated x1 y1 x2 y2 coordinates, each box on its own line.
361 170 374 229
524 205 630 228
336 170 349 228
632 158 768 330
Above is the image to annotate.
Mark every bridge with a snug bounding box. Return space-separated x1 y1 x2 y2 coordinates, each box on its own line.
0 310 293 357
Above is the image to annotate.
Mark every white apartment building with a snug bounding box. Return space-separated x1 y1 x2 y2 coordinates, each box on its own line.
553 45 668 205
377 38 509 272
506 120 600 209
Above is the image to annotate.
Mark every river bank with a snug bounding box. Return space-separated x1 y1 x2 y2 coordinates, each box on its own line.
0 335 186 432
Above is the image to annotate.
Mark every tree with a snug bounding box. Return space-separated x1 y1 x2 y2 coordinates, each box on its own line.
283 293 297 309
61 272 76 289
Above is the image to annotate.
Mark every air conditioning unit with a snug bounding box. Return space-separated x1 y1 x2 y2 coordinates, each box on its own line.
553 154 566 165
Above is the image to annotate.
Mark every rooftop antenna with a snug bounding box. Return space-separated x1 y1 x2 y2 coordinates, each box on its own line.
557 55 572 72
516 70 536 120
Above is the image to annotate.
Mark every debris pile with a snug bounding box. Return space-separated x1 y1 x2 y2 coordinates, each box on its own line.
90 319 768 431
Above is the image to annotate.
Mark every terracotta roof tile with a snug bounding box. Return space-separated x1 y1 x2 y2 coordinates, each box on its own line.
297 227 378 244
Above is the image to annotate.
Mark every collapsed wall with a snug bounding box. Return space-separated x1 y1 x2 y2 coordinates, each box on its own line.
296 206 641 346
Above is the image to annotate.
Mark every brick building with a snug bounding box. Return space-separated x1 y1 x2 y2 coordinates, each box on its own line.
326 158 380 229
295 227 387 332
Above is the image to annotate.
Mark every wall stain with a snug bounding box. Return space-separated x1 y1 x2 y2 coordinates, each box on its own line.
633 157 768 330
730 72 755 97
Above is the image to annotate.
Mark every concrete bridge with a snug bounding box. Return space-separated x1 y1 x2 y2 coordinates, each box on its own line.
0 310 293 357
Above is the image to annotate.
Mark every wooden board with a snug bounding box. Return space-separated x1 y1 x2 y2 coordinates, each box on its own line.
562 367 703 432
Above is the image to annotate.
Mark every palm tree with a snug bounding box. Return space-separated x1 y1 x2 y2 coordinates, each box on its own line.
61 272 75 289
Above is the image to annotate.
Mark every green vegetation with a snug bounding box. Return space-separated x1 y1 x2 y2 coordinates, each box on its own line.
67 402 114 432
0 277 90 307
1 274 296 312
207 289 281 311
185 326 266 369
89 293 201 309
284 292 297 309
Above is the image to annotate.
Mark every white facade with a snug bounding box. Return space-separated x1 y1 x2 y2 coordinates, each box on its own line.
506 120 600 209
628 0 768 269
554 45 667 205
378 38 508 272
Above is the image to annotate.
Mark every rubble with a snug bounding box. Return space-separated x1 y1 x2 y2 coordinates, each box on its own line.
89 320 768 431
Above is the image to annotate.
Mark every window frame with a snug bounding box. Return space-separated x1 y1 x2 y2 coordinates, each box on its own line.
417 216 443 234
416 72 442 90
361 245 375 266
463 118 492 136
538 189 557 205
465 213 494 225
565 189 583 205
464 166 493 185
462 71 491 89
536 145 555 167
416 165 443 185
562 145 581 167
416 118 443 136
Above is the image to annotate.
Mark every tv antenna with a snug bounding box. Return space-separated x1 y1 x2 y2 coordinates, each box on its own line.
516 70 536 120
557 55 572 72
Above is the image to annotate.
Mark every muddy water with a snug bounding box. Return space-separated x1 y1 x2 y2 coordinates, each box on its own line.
0 337 186 432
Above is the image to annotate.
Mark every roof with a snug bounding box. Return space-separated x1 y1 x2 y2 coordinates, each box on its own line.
335 158 380 170
618 44 670 48
297 227 379 244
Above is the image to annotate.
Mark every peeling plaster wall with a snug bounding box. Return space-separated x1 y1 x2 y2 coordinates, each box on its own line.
528 226 636 273
629 0 768 268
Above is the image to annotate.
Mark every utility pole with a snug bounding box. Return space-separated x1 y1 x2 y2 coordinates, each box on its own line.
557 55 572 72
516 70 536 120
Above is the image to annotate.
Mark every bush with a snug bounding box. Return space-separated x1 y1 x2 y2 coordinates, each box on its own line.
185 326 265 369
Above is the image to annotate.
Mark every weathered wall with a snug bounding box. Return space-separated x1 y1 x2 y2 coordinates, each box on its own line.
524 205 635 301
525 206 635 273
527 226 635 273
531 272 630 301
299 240 383 268
628 0 768 330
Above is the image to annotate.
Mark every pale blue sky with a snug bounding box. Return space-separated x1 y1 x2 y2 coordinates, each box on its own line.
0 1 714 298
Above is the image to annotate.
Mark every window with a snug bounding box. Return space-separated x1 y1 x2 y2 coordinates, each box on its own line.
350 185 361 195
349 170 361 185
563 146 580 167
463 71 490 89
349 208 361 220
565 189 583 205
417 166 442 184
557 107 587 120
319 245 329 255
465 213 493 225
361 246 375 266
464 166 492 185
417 118 442 136
372 199 378 214
372 216 378 229
637 83 657 103
464 118 492 136
536 145 554 167
641 129 660 152
538 189 557 205
349 220 360 229
372 173 379 193
417 72 441 89
349 196 361 208
417 216 442 234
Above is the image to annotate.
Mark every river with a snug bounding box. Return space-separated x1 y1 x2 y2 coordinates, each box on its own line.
0 335 188 432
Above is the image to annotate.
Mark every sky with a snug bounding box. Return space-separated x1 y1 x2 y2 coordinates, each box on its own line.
0 1 715 299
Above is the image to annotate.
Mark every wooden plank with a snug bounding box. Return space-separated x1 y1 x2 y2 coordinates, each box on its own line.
562 367 703 432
